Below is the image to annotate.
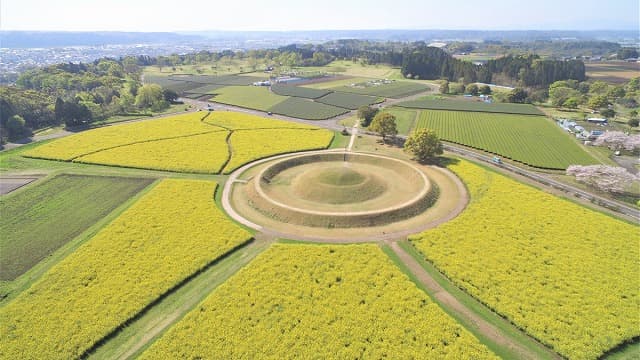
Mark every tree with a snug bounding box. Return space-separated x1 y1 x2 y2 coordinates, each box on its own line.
589 81 608 95
587 95 609 109
369 112 397 143
404 128 443 163
628 118 639 128
162 89 179 103
567 165 638 194
506 88 527 103
135 84 167 111
6 114 30 141
449 83 465 95
593 131 640 151
563 97 580 109
466 83 479 96
357 105 379 127
479 85 492 95
439 80 449 94
600 108 615 118
549 86 579 107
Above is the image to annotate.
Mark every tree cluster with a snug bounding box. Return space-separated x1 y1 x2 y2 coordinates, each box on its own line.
566 165 639 194
400 47 585 87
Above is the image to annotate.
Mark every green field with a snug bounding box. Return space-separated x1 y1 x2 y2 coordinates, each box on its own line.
415 110 599 169
302 77 372 90
210 86 287 110
397 98 545 115
331 80 430 98
270 84 330 99
168 74 264 86
315 91 381 109
384 107 418 135
0 174 153 281
268 97 348 120
183 84 226 95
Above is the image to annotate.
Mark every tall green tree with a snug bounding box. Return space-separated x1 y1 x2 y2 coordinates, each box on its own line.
357 105 379 127
369 112 397 143
404 128 443 163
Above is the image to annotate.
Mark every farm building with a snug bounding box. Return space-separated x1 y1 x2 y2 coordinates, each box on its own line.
586 117 608 124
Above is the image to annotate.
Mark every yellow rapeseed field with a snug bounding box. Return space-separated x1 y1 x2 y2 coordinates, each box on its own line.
204 110 317 130
23 111 334 174
140 243 497 359
23 112 217 160
0 179 251 359
223 128 334 173
75 131 231 173
410 160 639 360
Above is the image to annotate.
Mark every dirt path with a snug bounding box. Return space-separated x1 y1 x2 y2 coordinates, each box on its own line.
388 242 561 360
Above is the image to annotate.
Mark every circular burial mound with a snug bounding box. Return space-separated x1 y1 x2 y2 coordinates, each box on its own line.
227 151 468 241
245 152 436 228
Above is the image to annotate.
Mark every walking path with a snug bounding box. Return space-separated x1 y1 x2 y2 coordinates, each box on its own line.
388 242 561 360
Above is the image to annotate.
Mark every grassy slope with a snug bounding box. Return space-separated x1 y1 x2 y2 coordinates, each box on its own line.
0 174 153 281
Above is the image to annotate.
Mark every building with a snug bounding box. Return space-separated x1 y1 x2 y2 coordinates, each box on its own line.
586 117 608 124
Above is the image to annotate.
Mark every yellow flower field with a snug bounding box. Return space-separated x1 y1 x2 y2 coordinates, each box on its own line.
0 179 252 359
76 131 231 173
410 160 639 360
223 128 334 173
140 243 497 359
204 110 317 130
24 112 218 160
23 111 334 174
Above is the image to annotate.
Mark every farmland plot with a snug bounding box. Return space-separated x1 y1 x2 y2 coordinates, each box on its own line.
0 179 252 360
141 244 497 359
415 110 598 169
410 160 639 359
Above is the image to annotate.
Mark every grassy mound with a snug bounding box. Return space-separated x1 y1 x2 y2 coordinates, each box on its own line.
293 166 387 204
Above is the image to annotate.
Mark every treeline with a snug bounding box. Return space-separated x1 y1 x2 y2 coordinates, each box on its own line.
400 46 585 87
1 57 176 142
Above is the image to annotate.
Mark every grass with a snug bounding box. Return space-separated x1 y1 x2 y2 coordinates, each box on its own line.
267 97 348 120
329 130 351 149
297 60 403 79
415 110 599 169
331 80 430 98
397 98 544 115
210 86 287 111
0 174 153 281
270 84 330 99
315 91 381 109
302 77 372 90
383 107 418 135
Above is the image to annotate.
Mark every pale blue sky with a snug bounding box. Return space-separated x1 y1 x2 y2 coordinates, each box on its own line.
1 0 638 31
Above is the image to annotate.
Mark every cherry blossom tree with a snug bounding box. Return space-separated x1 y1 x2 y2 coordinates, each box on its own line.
593 131 640 151
567 165 639 193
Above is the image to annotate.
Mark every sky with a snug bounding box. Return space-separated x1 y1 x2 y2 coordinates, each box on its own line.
1 0 638 32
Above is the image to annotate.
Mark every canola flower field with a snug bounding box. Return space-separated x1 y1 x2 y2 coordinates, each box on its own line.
140 244 498 359
22 111 333 174
409 161 639 360
223 128 334 173
0 179 252 359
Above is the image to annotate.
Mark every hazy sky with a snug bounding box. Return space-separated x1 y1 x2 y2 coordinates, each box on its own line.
1 0 638 31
